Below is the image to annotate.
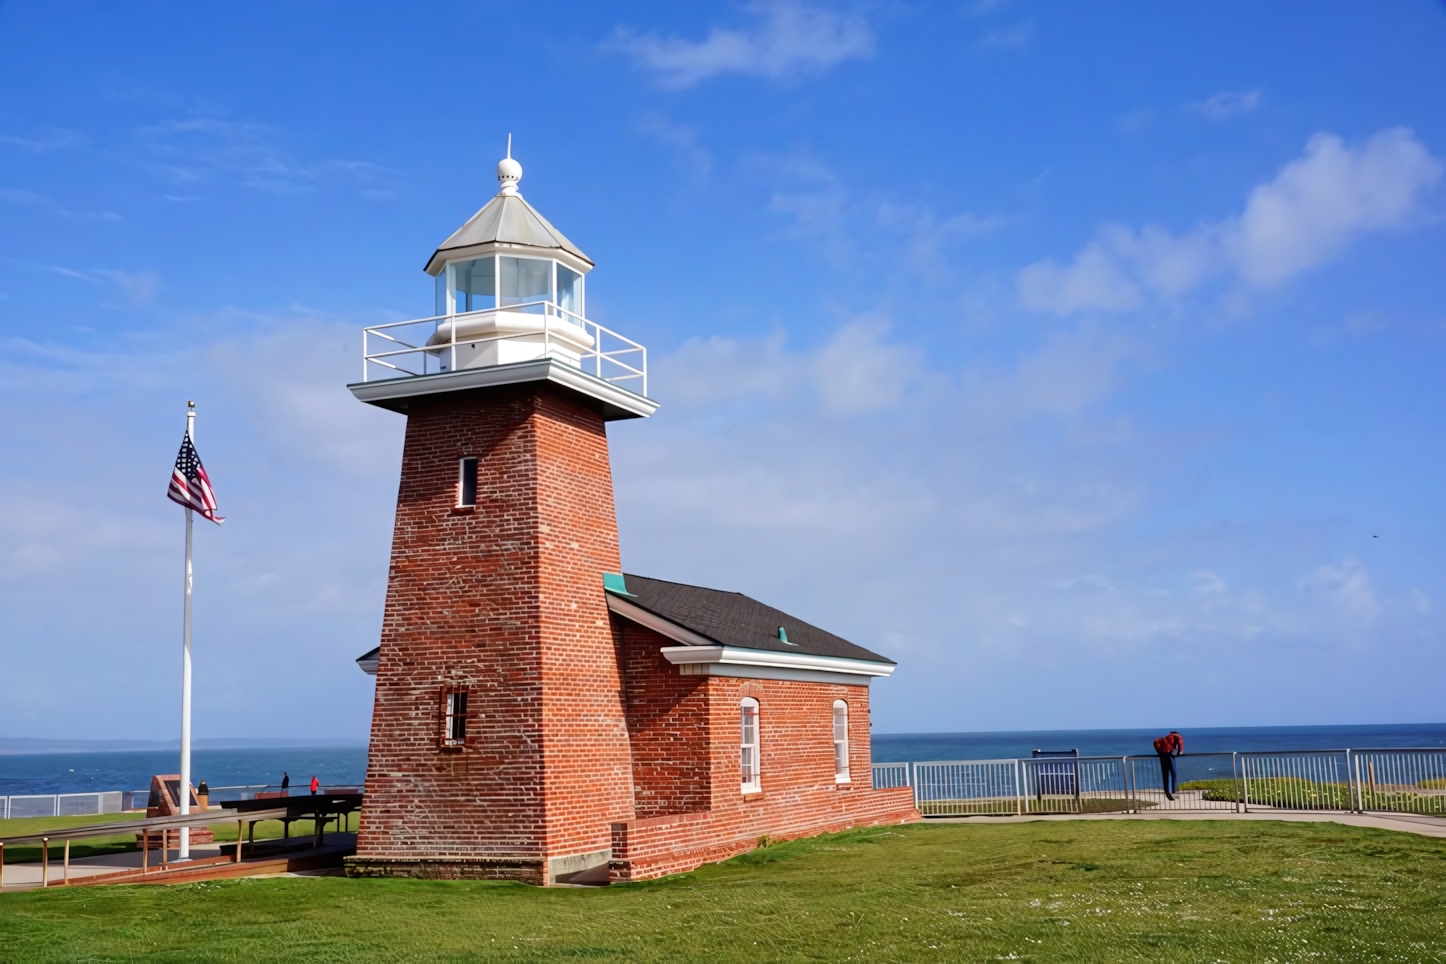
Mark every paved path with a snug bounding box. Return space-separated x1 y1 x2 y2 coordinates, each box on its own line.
928 809 1446 838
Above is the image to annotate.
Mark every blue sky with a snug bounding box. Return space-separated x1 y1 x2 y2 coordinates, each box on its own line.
1 1 1443 742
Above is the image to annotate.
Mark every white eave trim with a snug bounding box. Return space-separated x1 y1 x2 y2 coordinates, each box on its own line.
348 358 658 421
606 593 717 647
660 645 895 679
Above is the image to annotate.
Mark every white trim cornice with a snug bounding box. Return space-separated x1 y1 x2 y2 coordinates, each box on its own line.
348 358 658 421
660 645 895 679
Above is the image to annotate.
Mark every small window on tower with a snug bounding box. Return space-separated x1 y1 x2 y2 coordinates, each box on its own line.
458 457 478 508
441 687 468 748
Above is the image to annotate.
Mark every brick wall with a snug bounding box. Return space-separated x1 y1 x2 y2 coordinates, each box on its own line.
350 379 915 884
619 621 711 818
610 625 920 881
354 384 634 874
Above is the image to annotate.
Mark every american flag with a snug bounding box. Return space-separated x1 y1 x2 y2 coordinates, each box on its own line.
168 434 224 524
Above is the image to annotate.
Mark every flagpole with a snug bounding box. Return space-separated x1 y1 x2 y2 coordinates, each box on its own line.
178 401 195 860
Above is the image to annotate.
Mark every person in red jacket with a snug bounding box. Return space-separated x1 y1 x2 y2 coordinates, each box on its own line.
1153 731 1184 800
309 775 319 796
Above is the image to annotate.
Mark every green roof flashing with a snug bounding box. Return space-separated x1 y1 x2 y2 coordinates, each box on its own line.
603 572 634 597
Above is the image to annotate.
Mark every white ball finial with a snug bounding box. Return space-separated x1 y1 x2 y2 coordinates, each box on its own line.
497 133 521 195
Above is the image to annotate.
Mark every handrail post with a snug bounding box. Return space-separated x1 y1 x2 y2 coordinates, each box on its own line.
63 839 70 885
41 837 48 887
0 840 5 888
143 830 149 874
235 820 244 863
1241 754 1251 813
1123 757 1132 813
1015 759 1023 815
1231 752 1240 814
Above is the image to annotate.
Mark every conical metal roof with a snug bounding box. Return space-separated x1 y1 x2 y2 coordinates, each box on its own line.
424 191 592 274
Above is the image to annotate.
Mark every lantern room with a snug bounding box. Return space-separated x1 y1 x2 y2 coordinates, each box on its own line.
422 151 597 371
350 145 655 422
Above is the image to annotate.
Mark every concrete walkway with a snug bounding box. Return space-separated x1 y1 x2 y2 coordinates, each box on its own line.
928 809 1446 838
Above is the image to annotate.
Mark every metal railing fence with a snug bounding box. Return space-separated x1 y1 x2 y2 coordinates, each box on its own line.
870 762 910 790
874 748 1446 818
1128 752 1240 812
912 760 1020 816
360 302 648 396
1352 748 1446 815
1 786 363 820
0 792 124 820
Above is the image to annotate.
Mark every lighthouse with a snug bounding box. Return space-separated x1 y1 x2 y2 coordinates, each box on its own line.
348 150 655 885
347 148 915 886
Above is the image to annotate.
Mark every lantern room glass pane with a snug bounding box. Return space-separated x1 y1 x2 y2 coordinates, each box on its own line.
453 258 495 313
500 256 550 312
556 264 582 321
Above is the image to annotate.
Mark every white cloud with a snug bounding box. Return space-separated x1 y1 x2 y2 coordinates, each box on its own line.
1225 129 1440 286
1017 128 1442 315
0 127 85 152
1301 558 1379 619
42 265 161 304
979 19 1034 50
1190 89 1262 120
1017 238 1142 314
636 114 713 185
0 188 123 221
136 117 392 195
766 155 1002 273
610 1 874 88
0 311 401 740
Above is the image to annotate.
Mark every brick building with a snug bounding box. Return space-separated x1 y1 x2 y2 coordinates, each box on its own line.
345 151 917 885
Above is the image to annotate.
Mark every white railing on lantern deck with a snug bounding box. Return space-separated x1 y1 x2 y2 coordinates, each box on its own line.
360 300 647 397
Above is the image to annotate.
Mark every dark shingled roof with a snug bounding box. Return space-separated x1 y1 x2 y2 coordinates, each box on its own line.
617 574 894 665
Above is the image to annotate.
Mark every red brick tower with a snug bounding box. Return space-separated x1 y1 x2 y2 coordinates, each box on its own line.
346 149 657 884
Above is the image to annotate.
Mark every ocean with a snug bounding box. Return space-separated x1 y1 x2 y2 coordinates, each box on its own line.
0 746 369 797
3 723 1444 796
871 722 1446 763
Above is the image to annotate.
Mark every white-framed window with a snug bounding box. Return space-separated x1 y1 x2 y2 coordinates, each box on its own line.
438 255 585 324
458 457 478 508
739 697 761 793
441 686 468 748
833 700 850 783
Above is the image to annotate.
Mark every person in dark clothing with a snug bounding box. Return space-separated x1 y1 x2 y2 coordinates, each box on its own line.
1153 731 1184 800
281 772 290 790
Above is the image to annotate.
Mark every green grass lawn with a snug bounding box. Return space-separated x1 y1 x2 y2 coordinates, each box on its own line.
2 819 1444 963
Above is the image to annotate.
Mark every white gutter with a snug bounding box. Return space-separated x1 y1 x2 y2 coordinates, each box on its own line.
660 645 895 679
